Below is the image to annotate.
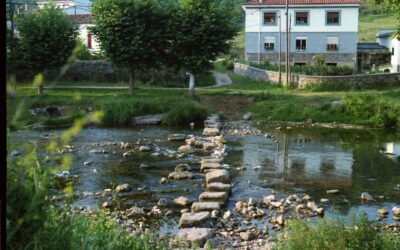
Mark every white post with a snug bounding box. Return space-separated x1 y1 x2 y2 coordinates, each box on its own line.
186 72 195 95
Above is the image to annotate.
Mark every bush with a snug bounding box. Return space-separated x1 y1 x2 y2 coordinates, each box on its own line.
101 99 165 126
341 94 400 128
275 213 400 250
162 103 211 126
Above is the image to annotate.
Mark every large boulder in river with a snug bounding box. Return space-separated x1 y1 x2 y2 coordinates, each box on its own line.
176 228 213 247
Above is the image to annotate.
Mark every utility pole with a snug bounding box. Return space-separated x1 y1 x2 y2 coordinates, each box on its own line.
285 0 289 87
278 12 282 84
288 13 292 89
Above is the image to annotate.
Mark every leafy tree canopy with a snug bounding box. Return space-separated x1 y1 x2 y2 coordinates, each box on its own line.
91 0 171 71
169 0 238 74
16 3 78 73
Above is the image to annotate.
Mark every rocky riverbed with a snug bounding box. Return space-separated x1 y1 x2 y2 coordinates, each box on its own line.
9 118 400 249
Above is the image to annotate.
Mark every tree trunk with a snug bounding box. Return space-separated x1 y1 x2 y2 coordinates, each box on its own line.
129 68 135 96
187 72 195 96
38 83 44 96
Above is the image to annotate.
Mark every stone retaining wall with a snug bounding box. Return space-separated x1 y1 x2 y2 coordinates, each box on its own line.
234 63 400 89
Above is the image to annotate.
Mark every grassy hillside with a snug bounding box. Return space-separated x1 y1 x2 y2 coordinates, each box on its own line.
358 13 397 42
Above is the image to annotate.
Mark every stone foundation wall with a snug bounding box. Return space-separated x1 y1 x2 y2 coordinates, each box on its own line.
245 53 357 67
234 63 400 88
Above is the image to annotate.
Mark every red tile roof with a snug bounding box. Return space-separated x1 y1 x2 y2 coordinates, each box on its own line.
243 0 361 5
69 14 93 24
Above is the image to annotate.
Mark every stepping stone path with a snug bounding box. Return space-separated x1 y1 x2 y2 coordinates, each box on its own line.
174 114 232 247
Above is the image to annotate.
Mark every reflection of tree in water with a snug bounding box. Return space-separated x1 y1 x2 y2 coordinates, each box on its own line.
351 144 400 202
290 158 306 178
320 158 335 174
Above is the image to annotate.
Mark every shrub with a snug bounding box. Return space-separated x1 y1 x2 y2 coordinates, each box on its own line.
101 99 164 126
162 103 211 126
341 94 400 128
275 213 400 250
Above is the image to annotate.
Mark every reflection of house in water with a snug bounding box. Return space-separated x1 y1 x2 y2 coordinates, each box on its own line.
239 133 354 189
383 143 400 157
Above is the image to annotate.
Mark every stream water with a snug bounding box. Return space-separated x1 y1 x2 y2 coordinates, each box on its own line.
10 125 400 235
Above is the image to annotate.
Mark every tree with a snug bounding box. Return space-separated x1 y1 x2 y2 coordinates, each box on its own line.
169 0 238 95
91 0 171 96
16 3 78 95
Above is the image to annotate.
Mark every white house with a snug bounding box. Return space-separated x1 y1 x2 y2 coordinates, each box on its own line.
376 30 400 73
37 0 91 14
37 1 99 53
242 0 361 67
70 14 100 53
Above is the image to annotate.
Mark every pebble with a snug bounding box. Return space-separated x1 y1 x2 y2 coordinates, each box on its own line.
84 161 92 166
159 177 168 184
223 211 231 220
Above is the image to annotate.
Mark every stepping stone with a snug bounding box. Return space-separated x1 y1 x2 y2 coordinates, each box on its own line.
167 134 187 141
200 158 222 165
177 145 193 154
206 182 231 193
201 162 222 172
199 192 228 205
176 228 213 247
203 128 220 136
174 196 193 206
168 171 194 180
205 169 229 184
203 142 216 151
191 202 220 212
179 212 211 228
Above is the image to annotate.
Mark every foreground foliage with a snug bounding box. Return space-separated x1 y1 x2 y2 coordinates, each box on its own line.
275 214 400 250
7 122 166 249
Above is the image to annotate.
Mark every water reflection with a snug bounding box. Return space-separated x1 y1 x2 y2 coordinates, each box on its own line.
226 128 400 222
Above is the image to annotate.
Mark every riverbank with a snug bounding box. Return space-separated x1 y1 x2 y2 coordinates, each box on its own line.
7 71 400 130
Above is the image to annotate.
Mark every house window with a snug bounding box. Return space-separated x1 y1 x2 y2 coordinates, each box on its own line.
326 11 340 25
392 47 395 56
326 37 339 51
295 11 308 25
296 37 307 51
264 12 277 25
264 37 275 51
87 33 92 49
